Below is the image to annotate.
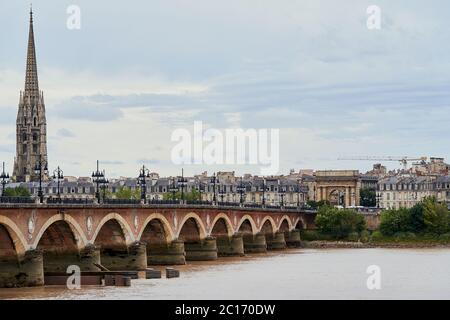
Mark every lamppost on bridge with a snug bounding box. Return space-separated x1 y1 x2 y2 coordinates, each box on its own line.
52 166 64 203
92 160 107 203
218 184 226 205
210 173 218 205
34 155 48 204
198 182 207 203
261 178 266 207
278 182 286 208
101 177 109 201
1 162 10 198
237 177 246 206
138 165 150 204
169 176 178 202
177 168 187 204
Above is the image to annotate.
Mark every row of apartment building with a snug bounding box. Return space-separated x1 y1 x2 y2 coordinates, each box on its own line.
377 175 450 209
4 171 311 207
4 170 450 210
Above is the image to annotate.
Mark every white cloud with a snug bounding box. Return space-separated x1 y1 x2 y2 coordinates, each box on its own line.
1 1 450 176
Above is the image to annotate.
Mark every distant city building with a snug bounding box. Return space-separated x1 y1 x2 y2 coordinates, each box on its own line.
411 157 450 176
377 174 450 210
365 163 387 178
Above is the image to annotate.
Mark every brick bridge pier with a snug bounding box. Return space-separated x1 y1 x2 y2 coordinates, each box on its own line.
0 204 315 288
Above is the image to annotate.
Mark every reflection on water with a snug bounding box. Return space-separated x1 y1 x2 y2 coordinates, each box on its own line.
1 248 450 300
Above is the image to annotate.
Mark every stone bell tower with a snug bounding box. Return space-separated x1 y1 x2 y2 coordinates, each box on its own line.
13 8 48 182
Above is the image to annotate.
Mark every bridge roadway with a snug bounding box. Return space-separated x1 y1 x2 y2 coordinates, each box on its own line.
0 203 316 288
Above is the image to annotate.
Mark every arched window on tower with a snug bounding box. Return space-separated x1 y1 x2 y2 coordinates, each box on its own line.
22 133 27 142
32 133 38 141
33 117 37 126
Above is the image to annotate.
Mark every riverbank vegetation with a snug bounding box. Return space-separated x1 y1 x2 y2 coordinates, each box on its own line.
303 197 450 246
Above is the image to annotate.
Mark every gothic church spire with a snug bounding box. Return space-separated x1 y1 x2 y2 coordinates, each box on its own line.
24 6 39 99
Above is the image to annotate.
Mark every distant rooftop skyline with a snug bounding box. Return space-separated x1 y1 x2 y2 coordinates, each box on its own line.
1 1 449 178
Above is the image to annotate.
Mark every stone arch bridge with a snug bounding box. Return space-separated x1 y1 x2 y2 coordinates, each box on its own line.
0 204 315 288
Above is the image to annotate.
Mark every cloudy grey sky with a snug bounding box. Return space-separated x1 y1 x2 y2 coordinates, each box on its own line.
1 0 449 178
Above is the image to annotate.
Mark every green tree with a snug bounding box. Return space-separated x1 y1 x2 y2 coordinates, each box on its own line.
407 203 425 233
360 188 376 207
307 200 330 209
163 189 201 201
422 197 449 235
379 208 410 236
3 186 31 197
111 187 141 200
315 206 366 239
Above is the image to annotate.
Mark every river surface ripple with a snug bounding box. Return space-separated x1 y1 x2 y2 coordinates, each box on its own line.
1 248 449 300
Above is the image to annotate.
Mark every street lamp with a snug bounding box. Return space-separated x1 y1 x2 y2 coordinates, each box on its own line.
237 177 246 205
261 178 266 206
1 162 10 197
92 160 107 202
278 183 286 207
138 165 150 203
101 178 109 201
198 182 206 203
34 155 48 203
52 166 64 203
177 168 187 203
169 177 178 202
210 173 218 205
218 184 226 205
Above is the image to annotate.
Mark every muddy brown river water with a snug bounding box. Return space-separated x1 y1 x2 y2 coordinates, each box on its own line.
0 248 449 300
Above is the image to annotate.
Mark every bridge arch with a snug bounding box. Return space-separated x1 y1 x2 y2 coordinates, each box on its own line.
259 216 277 234
92 213 136 271
236 215 258 235
91 213 135 245
0 215 27 256
33 214 87 272
138 213 174 242
294 217 306 230
32 213 87 250
177 213 207 240
277 215 293 232
210 213 234 237
0 216 28 287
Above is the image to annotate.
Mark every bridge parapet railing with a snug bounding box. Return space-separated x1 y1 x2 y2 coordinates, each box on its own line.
47 198 94 205
217 202 240 207
0 199 318 214
103 198 141 205
266 205 282 210
244 203 263 209
0 196 34 204
148 199 179 205
186 200 213 206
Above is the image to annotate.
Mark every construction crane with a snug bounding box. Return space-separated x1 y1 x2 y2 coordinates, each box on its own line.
337 156 428 170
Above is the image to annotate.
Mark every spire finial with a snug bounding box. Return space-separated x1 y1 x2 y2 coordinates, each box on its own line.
24 3 39 98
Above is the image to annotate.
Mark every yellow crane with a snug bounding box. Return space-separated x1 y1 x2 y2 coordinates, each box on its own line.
337 156 428 170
